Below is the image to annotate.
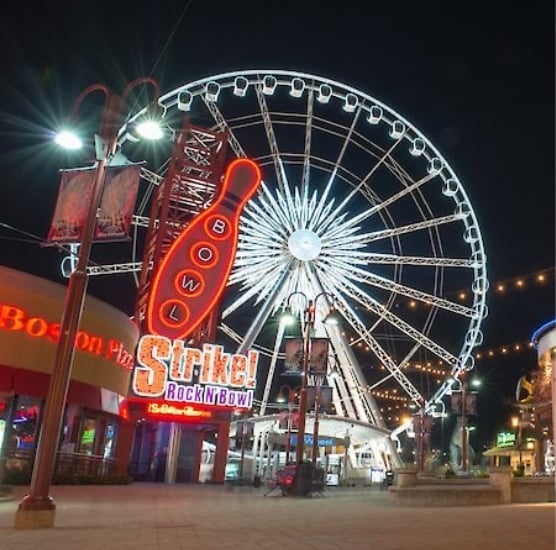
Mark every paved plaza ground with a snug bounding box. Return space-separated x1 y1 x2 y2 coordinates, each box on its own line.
0 483 554 550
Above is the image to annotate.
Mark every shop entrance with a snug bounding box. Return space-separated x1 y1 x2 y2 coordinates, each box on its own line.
128 416 230 483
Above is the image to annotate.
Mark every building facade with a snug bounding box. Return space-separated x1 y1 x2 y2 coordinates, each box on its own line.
0 266 138 481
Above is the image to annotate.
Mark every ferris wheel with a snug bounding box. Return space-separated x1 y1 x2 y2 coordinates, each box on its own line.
120 69 488 429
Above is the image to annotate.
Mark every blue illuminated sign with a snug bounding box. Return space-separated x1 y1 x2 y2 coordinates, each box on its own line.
289 434 335 447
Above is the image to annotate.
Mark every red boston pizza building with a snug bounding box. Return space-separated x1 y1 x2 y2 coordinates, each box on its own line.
0 266 138 480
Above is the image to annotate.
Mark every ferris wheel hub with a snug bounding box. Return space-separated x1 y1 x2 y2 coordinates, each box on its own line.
288 229 322 261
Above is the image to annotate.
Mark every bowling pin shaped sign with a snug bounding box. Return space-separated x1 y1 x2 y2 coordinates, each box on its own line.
147 158 261 340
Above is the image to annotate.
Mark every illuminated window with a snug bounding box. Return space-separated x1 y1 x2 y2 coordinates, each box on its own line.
79 418 97 455
12 396 41 450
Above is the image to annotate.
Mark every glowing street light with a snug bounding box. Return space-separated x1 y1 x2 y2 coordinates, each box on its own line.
54 129 83 150
15 78 162 530
135 118 164 141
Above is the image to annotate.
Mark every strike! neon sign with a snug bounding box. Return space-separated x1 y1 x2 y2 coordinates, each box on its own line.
146 158 261 340
132 335 258 410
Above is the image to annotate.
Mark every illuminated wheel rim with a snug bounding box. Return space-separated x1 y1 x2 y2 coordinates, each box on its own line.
126 70 489 426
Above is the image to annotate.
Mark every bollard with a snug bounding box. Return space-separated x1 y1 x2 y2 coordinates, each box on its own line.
488 466 512 503
395 467 418 488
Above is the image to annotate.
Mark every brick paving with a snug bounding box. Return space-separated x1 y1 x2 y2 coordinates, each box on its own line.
0 483 554 550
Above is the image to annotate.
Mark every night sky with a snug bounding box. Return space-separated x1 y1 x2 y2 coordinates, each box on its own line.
0 1 554 447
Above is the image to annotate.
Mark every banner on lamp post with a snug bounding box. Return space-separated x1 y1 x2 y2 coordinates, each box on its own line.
450 392 478 415
306 386 333 412
47 167 96 243
47 165 141 244
284 337 304 375
465 393 477 415
308 337 329 375
450 393 462 414
95 165 141 241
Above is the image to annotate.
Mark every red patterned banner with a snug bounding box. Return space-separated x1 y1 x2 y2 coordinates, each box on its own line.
306 385 333 412
308 337 329 375
47 168 96 244
284 337 304 375
95 165 141 241
47 165 141 244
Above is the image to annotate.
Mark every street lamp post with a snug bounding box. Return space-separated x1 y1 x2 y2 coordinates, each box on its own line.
277 385 299 463
311 379 324 469
413 406 434 473
449 373 480 476
15 78 161 529
511 414 525 469
435 400 447 461
461 376 468 474
237 411 251 484
417 409 426 472
282 291 337 495
286 397 294 463
295 300 312 470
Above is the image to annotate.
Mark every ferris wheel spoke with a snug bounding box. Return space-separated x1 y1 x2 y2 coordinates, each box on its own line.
357 252 478 269
324 108 362 189
322 227 371 254
294 186 309 230
225 260 292 316
339 278 459 366
396 342 424 377
307 180 338 233
236 232 282 249
343 264 474 317
239 216 285 244
255 85 288 193
252 182 296 233
300 88 314 197
259 320 287 415
237 263 292 299
334 296 424 402
227 266 293 356
327 137 404 223
280 179 302 229
223 272 275 316
218 322 244 344
319 246 476 270
358 214 463 244
228 259 282 287
323 180 446 241
365 172 438 219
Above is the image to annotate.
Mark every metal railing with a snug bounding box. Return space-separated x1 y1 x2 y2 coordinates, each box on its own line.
0 447 118 482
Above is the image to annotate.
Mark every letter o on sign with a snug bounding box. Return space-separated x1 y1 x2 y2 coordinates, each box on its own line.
190 242 219 269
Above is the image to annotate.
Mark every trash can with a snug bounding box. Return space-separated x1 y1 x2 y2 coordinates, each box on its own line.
384 470 395 487
292 462 314 496
253 475 262 488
